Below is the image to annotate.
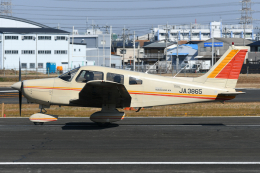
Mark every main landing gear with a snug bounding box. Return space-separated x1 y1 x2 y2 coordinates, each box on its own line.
90 104 125 127
29 104 58 125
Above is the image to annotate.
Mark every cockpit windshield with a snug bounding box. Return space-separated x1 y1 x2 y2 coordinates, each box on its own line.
59 67 80 82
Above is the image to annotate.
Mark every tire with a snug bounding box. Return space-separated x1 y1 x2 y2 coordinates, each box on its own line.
34 122 44 125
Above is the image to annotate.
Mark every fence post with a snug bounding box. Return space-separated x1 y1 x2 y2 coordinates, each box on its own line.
2 103 4 117
247 66 249 77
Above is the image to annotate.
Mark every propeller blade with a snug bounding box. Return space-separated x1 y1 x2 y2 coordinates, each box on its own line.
19 82 23 117
19 58 21 82
19 58 22 117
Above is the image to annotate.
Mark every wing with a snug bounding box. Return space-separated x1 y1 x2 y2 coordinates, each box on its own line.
70 80 131 108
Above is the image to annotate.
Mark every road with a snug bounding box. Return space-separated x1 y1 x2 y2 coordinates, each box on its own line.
0 87 260 104
1 117 260 172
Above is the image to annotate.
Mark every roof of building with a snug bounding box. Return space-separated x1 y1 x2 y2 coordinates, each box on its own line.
186 41 203 44
143 42 174 48
203 38 253 46
135 40 150 47
112 41 139 48
0 15 50 28
247 41 260 46
182 44 198 50
167 44 198 56
0 28 69 34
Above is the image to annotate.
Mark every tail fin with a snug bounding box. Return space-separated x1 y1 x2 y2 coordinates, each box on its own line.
194 46 249 88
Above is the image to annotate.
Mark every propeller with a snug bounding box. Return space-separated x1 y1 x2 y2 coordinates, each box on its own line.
19 59 23 117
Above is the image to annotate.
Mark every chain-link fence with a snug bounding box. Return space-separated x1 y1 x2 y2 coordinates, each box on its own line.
0 63 211 78
0 67 72 77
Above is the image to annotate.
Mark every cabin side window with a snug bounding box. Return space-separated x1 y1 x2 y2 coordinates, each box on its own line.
76 70 104 83
107 73 124 84
59 67 80 82
129 76 142 85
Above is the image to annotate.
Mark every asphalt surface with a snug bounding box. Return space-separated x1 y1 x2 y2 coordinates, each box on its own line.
1 117 260 172
0 87 260 104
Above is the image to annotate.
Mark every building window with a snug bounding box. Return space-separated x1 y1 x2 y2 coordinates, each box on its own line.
160 33 166 36
38 36 51 40
54 50 67 54
200 47 207 52
5 50 18 54
38 50 51 54
30 63 35 69
21 63 27 68
38 63 43 68
79 49 81 52
62 62 68 64
22 50 35 54
202 33 210 37
5 36 18 40
74 49 76 52
55 36 67 40
22 36 34 40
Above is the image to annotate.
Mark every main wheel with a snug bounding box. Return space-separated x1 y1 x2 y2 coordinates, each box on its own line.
96 122 110 127
33 122 44 125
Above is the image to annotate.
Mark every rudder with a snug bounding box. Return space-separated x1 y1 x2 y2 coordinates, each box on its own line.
193 46 248 88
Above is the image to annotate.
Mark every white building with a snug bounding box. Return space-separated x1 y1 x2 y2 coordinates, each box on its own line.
154 21 255 42
0 15 86 71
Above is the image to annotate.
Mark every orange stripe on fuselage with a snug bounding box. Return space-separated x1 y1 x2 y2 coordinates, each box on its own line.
128 91 234 101
25 86 82 91
24 86 234 101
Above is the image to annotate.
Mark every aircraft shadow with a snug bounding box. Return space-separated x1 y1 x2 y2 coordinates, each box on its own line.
61 122 119 130
118 123 225 126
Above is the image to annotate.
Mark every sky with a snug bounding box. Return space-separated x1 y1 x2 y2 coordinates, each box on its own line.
10 0 260 36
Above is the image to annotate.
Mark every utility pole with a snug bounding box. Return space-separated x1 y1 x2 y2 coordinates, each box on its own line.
176 35 179 76
190 23 192 41
103 34 105 66
110 26 112 68
123 26 126 69
121 26 129 69
212 26 214 67
103 25 110 34
133 31 135 71
164 23 170 75
71 26 74 70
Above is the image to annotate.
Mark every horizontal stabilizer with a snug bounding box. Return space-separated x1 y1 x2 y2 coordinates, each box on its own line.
218 92 245 95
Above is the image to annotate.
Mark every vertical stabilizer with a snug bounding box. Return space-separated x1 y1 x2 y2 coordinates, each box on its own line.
193 46 249 88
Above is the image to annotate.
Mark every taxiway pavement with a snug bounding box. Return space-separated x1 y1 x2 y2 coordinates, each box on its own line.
1 117 260 172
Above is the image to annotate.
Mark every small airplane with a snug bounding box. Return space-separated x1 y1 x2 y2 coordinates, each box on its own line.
12 44 248 126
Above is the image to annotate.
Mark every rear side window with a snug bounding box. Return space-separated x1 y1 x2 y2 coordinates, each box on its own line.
76 70 104 83
129 76 142 85
107 73 124 84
